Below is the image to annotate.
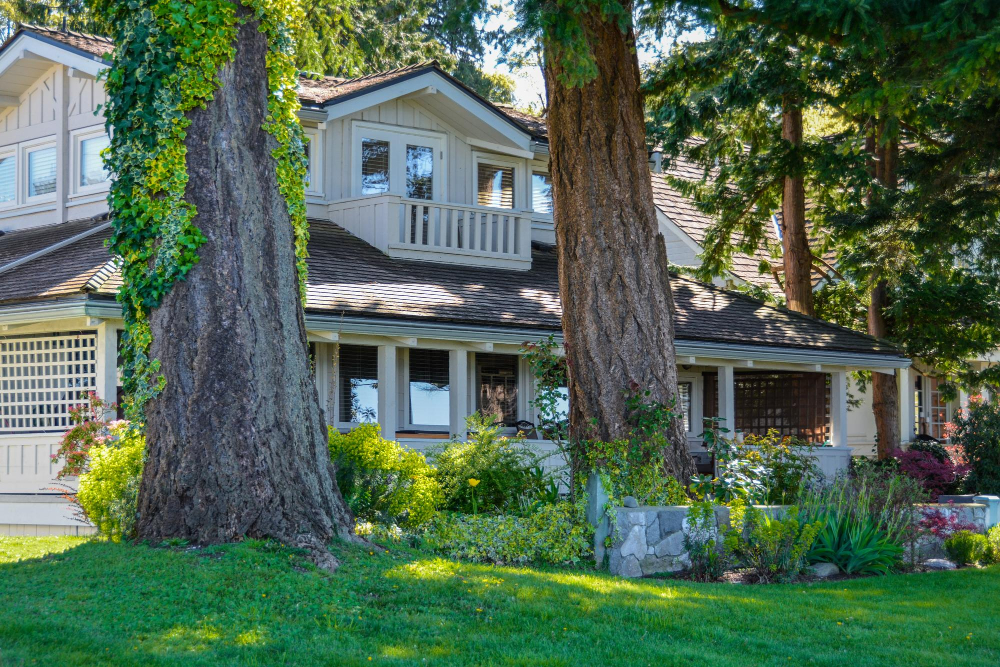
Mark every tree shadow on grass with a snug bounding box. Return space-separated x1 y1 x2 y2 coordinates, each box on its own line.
0 539 997 666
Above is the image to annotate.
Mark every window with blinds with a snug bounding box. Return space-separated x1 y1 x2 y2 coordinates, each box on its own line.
531 171 553 214
406 145 433 200
477 162 514 209
303 135 312 188
27 146 56 197
79 135 110 187
408 348 450 428
476 353 518 426
0 154 14 203
361 138 390 195
339 344 378 424
0 333 97 434
678 382 692 432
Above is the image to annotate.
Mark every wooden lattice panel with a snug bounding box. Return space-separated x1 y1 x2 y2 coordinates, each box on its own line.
0 332 97 434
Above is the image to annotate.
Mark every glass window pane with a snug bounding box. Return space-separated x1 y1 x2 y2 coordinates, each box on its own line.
79 135 110 187
303 136 312 188
0 154 14 203
477 163 514 208
679 382 692 432
531 171 553 214
28 147 56 197
406 145 433 200
361 138 390 195
409 348 450 427
476 353 518 426
339 344 378 424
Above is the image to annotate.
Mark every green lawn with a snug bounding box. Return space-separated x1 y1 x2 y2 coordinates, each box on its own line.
0 536 996 666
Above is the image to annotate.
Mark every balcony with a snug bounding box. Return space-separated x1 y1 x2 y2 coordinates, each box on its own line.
328 195 533 270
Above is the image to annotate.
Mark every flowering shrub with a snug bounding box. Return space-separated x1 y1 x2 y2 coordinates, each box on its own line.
893 447 969 500
329 424 442 528
421 500 592 565
51 392 119 478
76 422 145 542
429 413 553 515
950 396 1000 494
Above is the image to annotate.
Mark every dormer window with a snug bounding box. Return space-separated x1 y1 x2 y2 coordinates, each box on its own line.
361 138 390 195
0 151 14 205
303 127 324 196
79 135 109 187
352 121 445 200
531 171 553 214
476 162 514 209
26 144 56 199
405 145 433 200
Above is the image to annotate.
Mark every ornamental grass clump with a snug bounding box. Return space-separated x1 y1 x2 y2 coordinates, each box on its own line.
329 424 442 529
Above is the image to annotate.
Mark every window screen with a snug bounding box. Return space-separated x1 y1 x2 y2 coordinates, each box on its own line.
28 147 56 197
531 171 553 214
0 333 97 434
409 349 450 427
0 154 14 203
476 353 518 426
339 344 378 424
80 135 109 187
406 145 433 200
361 138 390 195
477 162 514 209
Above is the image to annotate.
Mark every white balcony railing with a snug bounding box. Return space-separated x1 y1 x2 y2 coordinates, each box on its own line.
328 195 533 270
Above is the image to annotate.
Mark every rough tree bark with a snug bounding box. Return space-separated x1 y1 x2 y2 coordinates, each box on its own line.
542 10 696 482
136 13 357 566
779 98 815 316
867 129 901 458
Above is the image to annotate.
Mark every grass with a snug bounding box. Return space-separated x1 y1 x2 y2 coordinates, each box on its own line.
0 536 997 666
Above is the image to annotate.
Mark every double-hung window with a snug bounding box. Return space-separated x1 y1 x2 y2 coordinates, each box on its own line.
531 171 553 214
337 344 379 425
24 141 56 201
407 348 450 430
72 128 111 194
0 149 14 207
352 121 444 201
476 162 515 209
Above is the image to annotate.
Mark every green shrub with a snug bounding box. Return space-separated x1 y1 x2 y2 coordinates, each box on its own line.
421 501 592 565
77 423 144 542
329 424 442 528
429 413 551 515
807 511 903 575
684 502 729 581
944 530 988 566
951 397 1000 494
985 525 1000 565
728 500 821 583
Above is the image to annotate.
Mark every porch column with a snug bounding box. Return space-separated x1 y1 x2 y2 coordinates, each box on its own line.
377 344 398 438
830 370 848 448
898 367 915 444
449 349 469 438
717 364 735 434
313 343 333 424
94 321 118 419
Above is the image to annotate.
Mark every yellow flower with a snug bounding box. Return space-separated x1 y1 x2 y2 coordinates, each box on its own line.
468 478 481 487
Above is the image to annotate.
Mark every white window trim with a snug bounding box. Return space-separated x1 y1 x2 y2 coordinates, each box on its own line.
0 146 16 211
350 120 447 201
471 151 525 210
71 126 111 197
401 346 451 431
21 136 58 205
303 126 324 197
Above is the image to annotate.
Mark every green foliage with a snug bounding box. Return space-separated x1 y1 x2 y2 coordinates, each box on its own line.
684 501 729 582
944 530 988 567
429 413 552 515
985 525 1000 566
951 396 1000 495
328 424 442 528
77 423 145 542
807 511 903 575
98 0 311 421
421 500 593 565
728 500 821 583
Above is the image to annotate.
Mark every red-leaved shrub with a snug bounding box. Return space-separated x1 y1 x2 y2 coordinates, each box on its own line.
893 447 969 500
919 506 980 540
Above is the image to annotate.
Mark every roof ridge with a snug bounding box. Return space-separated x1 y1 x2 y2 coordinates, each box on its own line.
20 23 113 44
332 60 439 90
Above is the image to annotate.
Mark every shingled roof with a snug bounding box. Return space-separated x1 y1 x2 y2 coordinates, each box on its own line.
0 218 902 358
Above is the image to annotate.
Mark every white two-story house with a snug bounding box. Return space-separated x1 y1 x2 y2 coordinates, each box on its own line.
0 26 911 535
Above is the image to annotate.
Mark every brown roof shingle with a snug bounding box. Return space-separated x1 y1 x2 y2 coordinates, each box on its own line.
0 218 901 357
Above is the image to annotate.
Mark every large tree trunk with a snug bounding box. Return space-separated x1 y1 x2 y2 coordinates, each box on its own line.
780 99 815 316
867 129 901 458
136 12 356 567
542 11 696 482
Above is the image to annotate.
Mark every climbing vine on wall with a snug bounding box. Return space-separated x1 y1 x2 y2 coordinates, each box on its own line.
97 0 310 421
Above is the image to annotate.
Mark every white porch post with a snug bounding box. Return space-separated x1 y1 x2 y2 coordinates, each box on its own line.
717 364 735 435
830 370 848 448
898 367 915 444
449 349 469 438
377 344 398 438
313 343 333 423
94 321 118 419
